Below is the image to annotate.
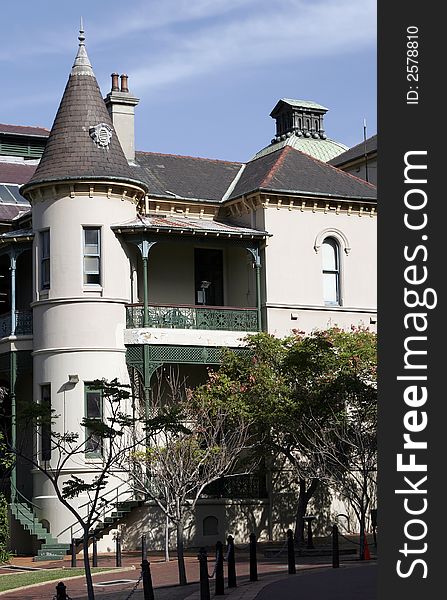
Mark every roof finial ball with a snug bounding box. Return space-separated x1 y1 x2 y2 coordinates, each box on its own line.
79 16 85 45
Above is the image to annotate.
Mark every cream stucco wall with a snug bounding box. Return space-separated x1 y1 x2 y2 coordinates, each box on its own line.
29 187 139 541
262 205 376 336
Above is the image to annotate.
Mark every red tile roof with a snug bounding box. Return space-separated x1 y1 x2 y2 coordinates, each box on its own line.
0 161 37 185
0 123 50 137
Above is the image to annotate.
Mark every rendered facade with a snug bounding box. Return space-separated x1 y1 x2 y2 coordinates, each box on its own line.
0 29 376 558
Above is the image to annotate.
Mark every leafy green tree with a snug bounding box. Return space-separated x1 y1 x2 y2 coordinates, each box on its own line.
195 327 377 547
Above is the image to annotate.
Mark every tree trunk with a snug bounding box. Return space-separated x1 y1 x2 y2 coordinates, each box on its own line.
359 510 366 560
83 530 95 600
176 520 187 585
165 514 170 562
293 478 319 545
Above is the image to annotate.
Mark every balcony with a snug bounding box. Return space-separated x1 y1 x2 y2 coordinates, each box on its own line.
126 304 259 333
0 310 33 338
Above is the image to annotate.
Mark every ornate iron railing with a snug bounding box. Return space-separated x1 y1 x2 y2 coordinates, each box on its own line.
0 310 33 337
126 304 258 332
203 474 268 500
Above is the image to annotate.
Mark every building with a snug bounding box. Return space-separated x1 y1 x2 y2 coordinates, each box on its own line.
329 134 377 185
0 28 376 558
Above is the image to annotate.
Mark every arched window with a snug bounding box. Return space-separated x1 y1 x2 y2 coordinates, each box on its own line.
203 515 219 536
322 238 341 305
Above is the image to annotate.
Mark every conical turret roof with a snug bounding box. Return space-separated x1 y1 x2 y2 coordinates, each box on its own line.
22 24 147 194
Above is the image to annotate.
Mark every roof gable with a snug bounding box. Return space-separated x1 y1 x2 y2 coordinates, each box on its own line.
230 146 376 201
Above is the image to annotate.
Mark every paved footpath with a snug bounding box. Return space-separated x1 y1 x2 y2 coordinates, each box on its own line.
0 552 376 600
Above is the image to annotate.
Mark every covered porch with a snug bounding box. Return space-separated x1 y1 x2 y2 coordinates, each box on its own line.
113 215 268 335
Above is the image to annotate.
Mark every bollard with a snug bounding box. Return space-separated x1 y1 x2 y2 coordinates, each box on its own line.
71 538 76 568
332 524 340 568
55 581 68 600
226 535 237 588
92 535 98 567
141 559 155 600
142 533 147 562
116 533 122 567
215 540 225 595
287 529 296 574
249 533 258 582
198 547 211 600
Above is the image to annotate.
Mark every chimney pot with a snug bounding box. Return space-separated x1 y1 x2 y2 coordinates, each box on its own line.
111 72 119 92
120 73 129 93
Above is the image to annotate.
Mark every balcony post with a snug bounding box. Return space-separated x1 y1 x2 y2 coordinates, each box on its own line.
10 350 17 501
142 256 149 327
246 245 262 332
9 253 17 336
255 260 262 332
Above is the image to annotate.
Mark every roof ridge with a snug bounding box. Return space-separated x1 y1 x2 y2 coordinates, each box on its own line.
136 150 242 166
287 145 377 190
0 123 50 133
260 145 293 188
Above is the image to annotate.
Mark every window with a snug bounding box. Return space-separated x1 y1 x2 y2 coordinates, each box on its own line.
85 384 103 456
41 384 51 461
322 238 341 305
40 230 50 289
83 227 101 285
203 516 219 536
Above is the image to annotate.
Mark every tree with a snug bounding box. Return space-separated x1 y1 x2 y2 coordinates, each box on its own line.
196 327 377 546
127 371 252 586
4 378 181 600
297 327 377 558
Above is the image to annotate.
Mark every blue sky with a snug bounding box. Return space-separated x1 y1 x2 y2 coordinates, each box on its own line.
1 0 376 162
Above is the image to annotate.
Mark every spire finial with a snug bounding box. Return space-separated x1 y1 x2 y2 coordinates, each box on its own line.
71 17 93 76
79 16 85 45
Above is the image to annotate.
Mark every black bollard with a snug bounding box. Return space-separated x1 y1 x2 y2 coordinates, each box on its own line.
55 581 68 600
226 535 237 588
332 524 340 568
71 538 77 568
142 534 147 562
215 540 225 595
141 559 155 600
92 535 98 567
249 533 258 582
198 547 211 600
287 529 296 574
116 533 122 567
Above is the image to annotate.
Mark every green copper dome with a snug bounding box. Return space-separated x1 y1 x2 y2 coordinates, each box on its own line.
253 134 348 162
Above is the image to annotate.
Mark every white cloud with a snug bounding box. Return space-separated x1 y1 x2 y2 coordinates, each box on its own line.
128 0 376 92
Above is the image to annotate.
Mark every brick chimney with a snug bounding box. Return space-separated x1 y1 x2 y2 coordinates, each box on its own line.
104 73 139 163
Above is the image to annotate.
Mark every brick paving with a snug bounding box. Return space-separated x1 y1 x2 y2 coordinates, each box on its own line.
0 549 360 600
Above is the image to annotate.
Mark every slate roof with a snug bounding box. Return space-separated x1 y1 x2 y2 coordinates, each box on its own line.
134 152 242 202
113 214 268 238
329 135 377 167
230 146 376 201
0 161 37 185
21 35 147 194
0 124 50 137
